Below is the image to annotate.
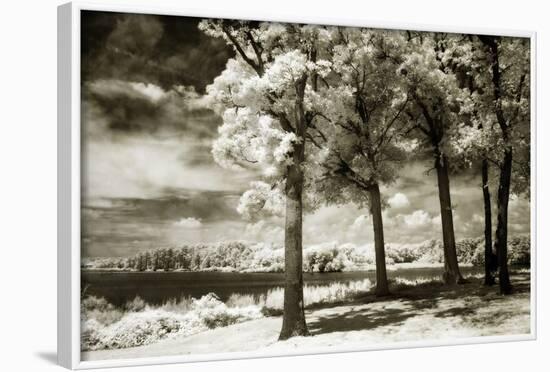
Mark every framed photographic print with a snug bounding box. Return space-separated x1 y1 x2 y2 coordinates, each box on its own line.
57 1 536 369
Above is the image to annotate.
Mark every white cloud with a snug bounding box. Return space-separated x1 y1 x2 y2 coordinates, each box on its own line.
84 198 115 209
173 217 202 229
388 193 410 209
129 82 167 102
250 221 284 242
472 214 484 225
351 214 370 230
81 78 259 201
82 137 255 199
403 210 432 227
88 79 159 103
244 220 267 236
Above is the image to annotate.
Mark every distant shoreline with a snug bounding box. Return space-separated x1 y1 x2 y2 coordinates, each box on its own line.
81 262 475 274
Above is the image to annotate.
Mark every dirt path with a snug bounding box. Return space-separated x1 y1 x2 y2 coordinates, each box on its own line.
82 272 531 361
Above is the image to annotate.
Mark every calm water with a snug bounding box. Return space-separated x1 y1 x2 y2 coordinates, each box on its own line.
81 266 485 306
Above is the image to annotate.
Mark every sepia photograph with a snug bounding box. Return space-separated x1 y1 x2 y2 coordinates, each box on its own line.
78 10 532 362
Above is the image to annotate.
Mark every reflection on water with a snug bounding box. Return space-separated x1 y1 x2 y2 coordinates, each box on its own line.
81 267 485 306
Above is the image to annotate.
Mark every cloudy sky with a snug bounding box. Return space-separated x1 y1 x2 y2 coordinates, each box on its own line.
81 11 530 258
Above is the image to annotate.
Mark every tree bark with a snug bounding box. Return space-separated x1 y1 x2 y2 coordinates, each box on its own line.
279 159 309 339
279 76 309 340
368 183 390 296
435 154 465 284
479 35 514 295
495 148 513 294
481 158 496 285
414 97 464 285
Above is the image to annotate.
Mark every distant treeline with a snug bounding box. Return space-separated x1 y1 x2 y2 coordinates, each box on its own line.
81 235 530 273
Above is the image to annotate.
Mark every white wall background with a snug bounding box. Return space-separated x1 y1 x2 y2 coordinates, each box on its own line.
0 0 547 370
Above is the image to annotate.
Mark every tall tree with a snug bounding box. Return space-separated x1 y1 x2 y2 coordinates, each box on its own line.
201 21 334 339
440 34 530 290
480 157 497 285
396 32 476 284
477 35 530 294
438 34 499 285
310 28 412 296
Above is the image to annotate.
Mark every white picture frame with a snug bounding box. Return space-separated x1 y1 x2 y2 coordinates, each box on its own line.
57 1 537 369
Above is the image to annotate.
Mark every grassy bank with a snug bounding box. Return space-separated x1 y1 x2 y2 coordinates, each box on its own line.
81 279 373 351
82 269 531 361
81 269 530 352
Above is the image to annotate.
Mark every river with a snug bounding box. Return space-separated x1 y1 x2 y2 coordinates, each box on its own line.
81 266 486 305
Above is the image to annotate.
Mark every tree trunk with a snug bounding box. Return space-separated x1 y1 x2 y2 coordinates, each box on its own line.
481 158 496 285
479 35 515 295
435 154 464 284
279 76 309 340
494 149 513 294
279 160 309 340
368 183 390 296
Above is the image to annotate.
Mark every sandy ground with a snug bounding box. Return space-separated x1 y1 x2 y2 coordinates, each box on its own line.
82 272 531 361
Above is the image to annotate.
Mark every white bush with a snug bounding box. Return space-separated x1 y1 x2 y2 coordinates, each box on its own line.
257 278 373 310
82 293 263 351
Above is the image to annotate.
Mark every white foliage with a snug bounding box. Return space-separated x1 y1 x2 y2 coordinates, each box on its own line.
212 108 296 180
273 132 299 164
237 181 285 220
82 294 263 351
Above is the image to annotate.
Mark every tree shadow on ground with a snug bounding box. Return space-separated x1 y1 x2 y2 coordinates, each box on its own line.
307 294 442 335
308 307 413 334
308 272 530 337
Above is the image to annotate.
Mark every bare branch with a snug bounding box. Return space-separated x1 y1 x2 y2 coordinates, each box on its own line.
221 25 263 75
245 30 265 75
375 95 410 152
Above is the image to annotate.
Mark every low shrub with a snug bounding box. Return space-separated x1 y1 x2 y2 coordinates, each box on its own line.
82 296 124 326
84 308 125 326
226 293 257 308
456 238 482 264
124 296 146 312
157 296 194 313
83 310 191 350
203 311 241 328
304 244 345 272
457 235 530 266
82 296 112 313
81 293 263 351
508 235 530 265
386 244 422 264
257 279 373 311
417 240 444 263
390 275 444 291
471 241 486 267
